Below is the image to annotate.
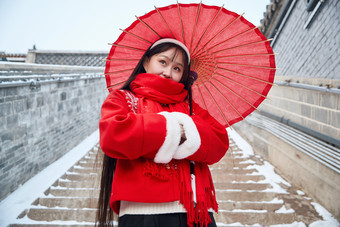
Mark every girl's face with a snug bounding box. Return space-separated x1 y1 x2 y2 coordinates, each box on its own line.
143 48 184 82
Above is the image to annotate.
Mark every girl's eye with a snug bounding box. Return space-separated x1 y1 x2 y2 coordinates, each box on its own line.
174 67 181 72
159 60 166 65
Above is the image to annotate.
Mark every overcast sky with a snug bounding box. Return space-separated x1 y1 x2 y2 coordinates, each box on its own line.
0 0 270 53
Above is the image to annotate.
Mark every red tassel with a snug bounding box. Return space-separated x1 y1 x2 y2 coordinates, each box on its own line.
179 162 218 227
179 161 195 227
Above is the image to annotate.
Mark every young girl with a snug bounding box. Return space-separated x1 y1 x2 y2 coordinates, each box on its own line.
97 38 229 227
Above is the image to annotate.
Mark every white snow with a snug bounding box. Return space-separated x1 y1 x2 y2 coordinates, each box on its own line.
227 129 291 194
309 202 340 227
296 190 305 195
270 222 307 227
0 129 99 227
227 129 340 227
275 205 295 214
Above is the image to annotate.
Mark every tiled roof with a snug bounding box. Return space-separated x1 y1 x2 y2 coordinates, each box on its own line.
32 50 108 67
259 0 288 38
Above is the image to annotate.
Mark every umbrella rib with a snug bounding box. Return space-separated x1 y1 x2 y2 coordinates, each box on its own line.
195 84 208 110
201 83 231 127
194 27 257 59
106 81 126 90
191 5 224 55
104 68 135 75
110 43 147 52
135 16 161 38
217 62 277 70
214 72 267 98
194 13 244 57
177 1 186 45
210 78 259 111
212 39 273 55
216 67 275 85
214 53 276 59
208 80 244 120
119 29 153 44
190 1 202 52
154 6 176 39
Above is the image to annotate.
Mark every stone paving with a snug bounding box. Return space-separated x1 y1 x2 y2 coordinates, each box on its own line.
5 130 339 226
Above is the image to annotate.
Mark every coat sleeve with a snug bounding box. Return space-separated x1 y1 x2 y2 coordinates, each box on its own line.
186 101 229 165
99 90 181 162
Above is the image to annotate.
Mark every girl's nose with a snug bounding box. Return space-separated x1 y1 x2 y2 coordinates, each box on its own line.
163 67 171 78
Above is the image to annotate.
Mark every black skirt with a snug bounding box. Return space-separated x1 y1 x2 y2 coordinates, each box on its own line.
118 212 217 227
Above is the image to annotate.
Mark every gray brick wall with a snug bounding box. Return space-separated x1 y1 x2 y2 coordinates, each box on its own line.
0 74 108 200
272 0 339 80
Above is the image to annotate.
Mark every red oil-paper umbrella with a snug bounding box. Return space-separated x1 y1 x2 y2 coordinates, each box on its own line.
105 2 276 127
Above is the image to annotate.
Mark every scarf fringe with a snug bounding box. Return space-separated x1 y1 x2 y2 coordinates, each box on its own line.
180 162 218 227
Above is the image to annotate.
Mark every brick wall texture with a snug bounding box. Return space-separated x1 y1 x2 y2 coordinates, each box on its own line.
0 76 108 200
34 53 107 67
272 0 339 80
257 0 340 144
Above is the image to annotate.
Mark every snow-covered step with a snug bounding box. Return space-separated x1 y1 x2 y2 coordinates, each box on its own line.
6 129 339 227
33 197 98 209
212 173 266 183
60 173 99 182
46 188 99 198
25 208 97 222
55 180 98 189
216 191 281 202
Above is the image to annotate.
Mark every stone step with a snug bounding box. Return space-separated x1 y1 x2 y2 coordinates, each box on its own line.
26 208 97 222
214 182 272 191
46 188 99 198
216 191 281 202
21 207 296 226
33 197 98 209
55 180 99 189
10 224 100 227
211 163 252 170
218 157 250 164
76 162 98 169
60 173 99 182
215 211 296 225
212 173 266 183
218 201 283 212
67 166 100 174
210 168 257 175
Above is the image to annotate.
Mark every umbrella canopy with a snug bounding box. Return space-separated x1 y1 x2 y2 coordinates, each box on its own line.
105 2 276 127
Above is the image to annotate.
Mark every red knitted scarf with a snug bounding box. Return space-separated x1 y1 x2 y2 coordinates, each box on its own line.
129 73 218 227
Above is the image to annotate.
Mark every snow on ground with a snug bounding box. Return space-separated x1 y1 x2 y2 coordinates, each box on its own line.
309 203 340 227
0 129 99 227
275 205 295 214
227 128 291 194
227 129 340 227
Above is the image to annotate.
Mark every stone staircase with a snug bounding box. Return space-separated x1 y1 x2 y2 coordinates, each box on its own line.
7 131 337 226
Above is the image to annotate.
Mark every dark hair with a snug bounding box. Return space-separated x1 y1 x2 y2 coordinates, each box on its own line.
121 42 191 91
96 41 193 227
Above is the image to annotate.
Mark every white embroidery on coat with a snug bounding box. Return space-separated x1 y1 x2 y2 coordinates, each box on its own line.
122 90 139 113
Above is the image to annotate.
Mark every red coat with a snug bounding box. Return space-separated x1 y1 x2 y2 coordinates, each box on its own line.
99 74 229 217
